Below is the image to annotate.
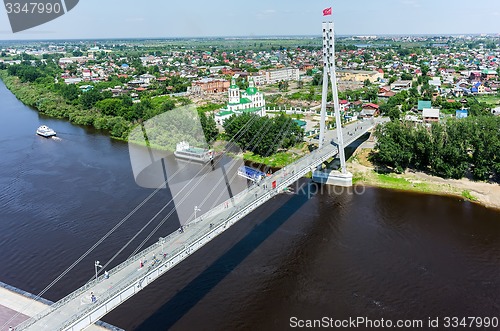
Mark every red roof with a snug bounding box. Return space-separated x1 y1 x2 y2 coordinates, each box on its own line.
340 99 349 104
363 103 380 110
380 91 396 97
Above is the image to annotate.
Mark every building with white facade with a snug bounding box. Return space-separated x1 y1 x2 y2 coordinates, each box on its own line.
215 77 266 125
251 68 300 85
265 67 300 84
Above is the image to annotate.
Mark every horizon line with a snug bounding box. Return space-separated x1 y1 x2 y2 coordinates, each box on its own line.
0 32 499 43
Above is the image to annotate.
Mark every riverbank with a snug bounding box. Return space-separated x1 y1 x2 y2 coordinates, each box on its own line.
349 148 500 210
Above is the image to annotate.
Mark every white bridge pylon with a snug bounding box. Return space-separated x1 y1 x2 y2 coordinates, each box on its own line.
314 21 353 187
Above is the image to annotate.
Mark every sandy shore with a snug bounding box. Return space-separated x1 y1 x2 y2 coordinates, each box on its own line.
349 148 500 211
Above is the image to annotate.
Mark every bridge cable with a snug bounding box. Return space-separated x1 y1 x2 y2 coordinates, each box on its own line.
5 113 262 330
126 116 291 259
123 115 279 260
81 113 264 282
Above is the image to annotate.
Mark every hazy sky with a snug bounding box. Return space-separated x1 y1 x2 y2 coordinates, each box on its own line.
0 0 499 40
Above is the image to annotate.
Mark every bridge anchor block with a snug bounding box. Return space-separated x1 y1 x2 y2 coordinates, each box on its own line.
312 170 353 187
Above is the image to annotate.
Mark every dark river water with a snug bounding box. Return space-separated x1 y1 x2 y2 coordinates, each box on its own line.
1 79 500 331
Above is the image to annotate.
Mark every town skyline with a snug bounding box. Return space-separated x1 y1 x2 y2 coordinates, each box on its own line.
0 0 499 40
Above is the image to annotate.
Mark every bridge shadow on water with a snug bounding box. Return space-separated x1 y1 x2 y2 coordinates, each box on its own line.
135 186 311 330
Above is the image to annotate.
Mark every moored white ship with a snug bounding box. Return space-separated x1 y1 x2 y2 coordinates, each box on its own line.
174 141 213 163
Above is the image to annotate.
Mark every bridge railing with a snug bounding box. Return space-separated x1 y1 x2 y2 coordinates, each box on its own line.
190 123 375 227
58 205 247 330
16 223 184 330
58 241 191 330
17 130 368 330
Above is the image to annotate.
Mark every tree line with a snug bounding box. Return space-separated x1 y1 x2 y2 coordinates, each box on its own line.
372 116 500 181
1 62 216 141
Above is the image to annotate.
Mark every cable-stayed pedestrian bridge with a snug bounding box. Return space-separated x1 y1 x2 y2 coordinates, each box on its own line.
15 121 375 331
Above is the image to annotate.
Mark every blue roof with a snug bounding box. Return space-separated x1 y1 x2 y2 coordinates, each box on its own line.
121 63 130 68
456 109 468 118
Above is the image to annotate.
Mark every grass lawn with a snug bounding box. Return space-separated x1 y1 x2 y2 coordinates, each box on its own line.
243 151 304 168
473 95 500 105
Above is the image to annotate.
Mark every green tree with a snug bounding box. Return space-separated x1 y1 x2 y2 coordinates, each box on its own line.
198 110 219 144
59 84 80 102
401 72 413 81
79 89 102 109
312 73 322 86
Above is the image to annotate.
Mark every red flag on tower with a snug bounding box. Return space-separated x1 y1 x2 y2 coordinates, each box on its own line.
323 7 332 16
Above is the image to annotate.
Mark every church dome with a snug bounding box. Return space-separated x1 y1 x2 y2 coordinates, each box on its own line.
246 86 258 95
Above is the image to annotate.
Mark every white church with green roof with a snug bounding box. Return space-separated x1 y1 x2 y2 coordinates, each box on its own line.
215 76 266 125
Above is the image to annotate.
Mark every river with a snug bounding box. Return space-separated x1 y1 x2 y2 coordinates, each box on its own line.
0 80 499 330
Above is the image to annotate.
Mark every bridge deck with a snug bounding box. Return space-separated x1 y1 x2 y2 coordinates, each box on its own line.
17 120 377 331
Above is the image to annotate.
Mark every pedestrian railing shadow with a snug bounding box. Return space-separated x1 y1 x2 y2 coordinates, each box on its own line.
135 189 310 330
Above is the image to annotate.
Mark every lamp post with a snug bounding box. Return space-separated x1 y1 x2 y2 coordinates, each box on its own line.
194 206 201 220
159 237 166 254
94 261 103 281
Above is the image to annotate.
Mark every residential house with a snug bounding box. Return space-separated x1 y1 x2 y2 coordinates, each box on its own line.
360 103 380 118
482 69 497 81
418 100 432 111
422 108 440 123
139 74 156 85
469 71 481 82
339 100 350 111
429 77 442 89
456 109 468 119
471 82 486 94
378 86 396 99
390 80 412 91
